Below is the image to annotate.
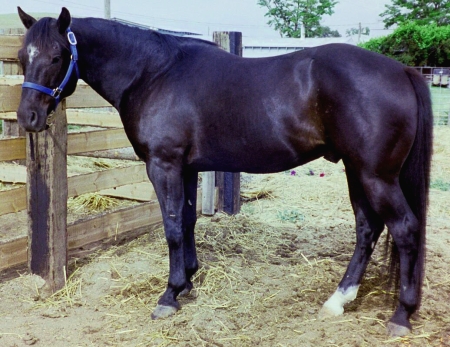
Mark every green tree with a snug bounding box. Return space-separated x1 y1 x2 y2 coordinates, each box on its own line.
346 26 370 37
381 0 450 29
360 22 450 66
257 0 339 38
316 25 341 37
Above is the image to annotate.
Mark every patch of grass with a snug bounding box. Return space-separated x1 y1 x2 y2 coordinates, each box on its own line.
431 87 450 125
241 204 256 215
430 179 450 191
276 209 305 223
67 125 83 132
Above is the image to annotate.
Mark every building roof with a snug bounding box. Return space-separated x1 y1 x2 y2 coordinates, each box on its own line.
111 18 201 37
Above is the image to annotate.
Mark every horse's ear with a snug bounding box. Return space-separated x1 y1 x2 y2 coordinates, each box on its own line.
17 7 37 29
57 7 72 34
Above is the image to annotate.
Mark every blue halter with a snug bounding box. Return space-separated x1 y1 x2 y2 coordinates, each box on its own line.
22 28 79 107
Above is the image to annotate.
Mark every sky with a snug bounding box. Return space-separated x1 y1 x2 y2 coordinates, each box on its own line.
1 0 394 39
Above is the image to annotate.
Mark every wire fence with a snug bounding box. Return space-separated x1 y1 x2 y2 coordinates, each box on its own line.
413 67 450 125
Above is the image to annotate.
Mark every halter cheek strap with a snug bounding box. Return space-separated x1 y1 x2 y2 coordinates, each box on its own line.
22 28 79 107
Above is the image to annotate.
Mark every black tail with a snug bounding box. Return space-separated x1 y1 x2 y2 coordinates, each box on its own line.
389 67 433 306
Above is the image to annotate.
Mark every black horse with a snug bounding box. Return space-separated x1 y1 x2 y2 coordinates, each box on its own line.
16 8 432 336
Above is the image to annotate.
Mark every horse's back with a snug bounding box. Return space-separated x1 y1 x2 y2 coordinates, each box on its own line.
132 43 420 174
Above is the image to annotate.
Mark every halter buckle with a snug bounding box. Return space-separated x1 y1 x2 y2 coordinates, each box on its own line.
52 87 62 98
67 31 77 45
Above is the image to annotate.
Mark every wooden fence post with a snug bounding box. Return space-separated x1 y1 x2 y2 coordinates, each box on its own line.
213 31 242 215
26 100 68 292
201 172 215 215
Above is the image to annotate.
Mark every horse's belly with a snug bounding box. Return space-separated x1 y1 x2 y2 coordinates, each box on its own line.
187 141 327 174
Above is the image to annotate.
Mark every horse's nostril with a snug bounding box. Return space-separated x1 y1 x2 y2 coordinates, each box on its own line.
30 111 38 126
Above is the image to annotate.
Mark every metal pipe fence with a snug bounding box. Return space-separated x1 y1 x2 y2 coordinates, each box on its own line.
413 67 450 125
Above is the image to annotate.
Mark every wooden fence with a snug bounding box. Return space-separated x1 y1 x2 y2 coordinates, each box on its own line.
0 32 201 289
0 30 243 291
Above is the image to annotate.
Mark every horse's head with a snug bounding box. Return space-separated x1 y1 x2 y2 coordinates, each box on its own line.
17 7 79 132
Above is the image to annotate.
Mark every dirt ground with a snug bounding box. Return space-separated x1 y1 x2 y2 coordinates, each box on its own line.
1 127 450 347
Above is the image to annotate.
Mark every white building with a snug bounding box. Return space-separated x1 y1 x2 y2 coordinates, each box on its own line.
242 37 356 58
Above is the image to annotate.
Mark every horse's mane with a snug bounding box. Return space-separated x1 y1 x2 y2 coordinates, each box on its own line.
151 30 217 58
151 29 216 48
25 17 70 52
26 17 217 61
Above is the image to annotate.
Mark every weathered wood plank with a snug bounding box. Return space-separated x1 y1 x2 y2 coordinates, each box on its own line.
0 82 21 113
68 164 148 197
68 128 131 154
0 128 131 161
26 102 68 292
69 189 201 249
0 137 25 161
0 203 159 271
0 165 148 216
0 35 23 60
0 112 16 120
0 110 122 128
68 202 161 249
0 187 26 215
0 236 27 271
67 83 111 108
65 109 121 127
0 163 147 190
0 163 26 183
0 189 202 272
1 62 22 75
0 78 111 112
2 119 25 137
99 181 156 201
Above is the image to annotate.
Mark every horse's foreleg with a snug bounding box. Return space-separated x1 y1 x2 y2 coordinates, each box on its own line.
146 161 186 319
320 166 384 317
179 170 199 296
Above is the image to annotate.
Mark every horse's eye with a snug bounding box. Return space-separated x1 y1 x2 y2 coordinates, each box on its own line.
51 56 61 64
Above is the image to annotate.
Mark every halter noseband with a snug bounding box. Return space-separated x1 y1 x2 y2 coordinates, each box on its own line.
22 28 79 107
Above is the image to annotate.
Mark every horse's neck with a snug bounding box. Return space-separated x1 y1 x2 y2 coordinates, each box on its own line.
72 19 166 111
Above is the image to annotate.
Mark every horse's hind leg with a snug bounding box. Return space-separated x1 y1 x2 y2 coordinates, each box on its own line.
179 169 199 296
355 173 421 336
320 163 384 317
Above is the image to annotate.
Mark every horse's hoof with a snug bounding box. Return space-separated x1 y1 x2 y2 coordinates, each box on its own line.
151 304 178 320
179 282 193 297
387 322 411 337
179 288 190 297
319 303 344 319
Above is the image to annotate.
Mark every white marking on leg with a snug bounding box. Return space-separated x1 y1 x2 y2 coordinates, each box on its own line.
371 241 375 249
27 44 40 65
321 285 360 316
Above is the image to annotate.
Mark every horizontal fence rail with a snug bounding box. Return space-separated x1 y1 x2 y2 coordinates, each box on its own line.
0 34 152 280
0 190 203 272
0 164 151 216
0 31 210 288
0 128 132 161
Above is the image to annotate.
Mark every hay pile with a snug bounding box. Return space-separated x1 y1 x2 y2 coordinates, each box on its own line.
32 210 401 346
66 155 143 218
